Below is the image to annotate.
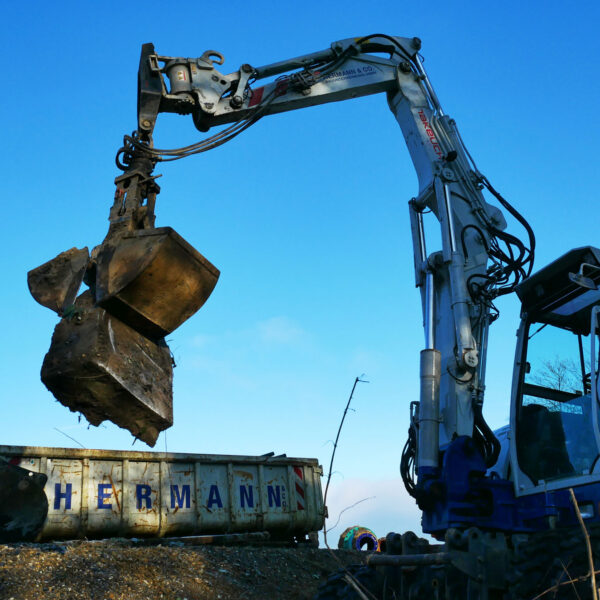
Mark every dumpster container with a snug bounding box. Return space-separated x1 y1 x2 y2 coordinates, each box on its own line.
0 445 324 542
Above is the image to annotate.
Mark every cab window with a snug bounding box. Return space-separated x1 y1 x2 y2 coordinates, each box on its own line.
516 322 599 484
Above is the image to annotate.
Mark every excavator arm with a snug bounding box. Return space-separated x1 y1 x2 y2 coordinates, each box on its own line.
131 36 534 486
137 36 417 135
29 35 534 520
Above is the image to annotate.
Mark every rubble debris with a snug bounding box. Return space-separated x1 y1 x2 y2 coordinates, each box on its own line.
0 541 366 600
41 291 173 446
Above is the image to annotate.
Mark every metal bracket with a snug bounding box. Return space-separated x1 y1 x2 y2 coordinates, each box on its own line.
197 50 225 69
230 63 254 109
108 169 162 237
447 528 508 595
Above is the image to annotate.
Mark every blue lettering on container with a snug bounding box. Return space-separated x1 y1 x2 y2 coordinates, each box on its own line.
54 483 72 510
97 483 112 509
267 485 281 508
240 485 254 508
207 484 223 509
170 484 190 509
136 484 152 509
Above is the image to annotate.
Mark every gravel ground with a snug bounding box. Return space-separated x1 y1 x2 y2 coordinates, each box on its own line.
0 541 367 600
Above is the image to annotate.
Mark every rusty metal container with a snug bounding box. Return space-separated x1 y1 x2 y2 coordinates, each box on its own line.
94 227 220 339
0 446 324 542
41 292 173 447
0 460 48 542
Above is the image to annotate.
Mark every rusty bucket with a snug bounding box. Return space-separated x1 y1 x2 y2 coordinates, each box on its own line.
0 461 48 542
41 292 173 446
94 227 220 339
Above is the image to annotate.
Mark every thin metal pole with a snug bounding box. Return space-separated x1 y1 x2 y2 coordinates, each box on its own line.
414 54 444 116
425 272 435 350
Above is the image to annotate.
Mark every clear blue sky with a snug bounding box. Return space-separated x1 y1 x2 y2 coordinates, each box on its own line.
1 1 599 539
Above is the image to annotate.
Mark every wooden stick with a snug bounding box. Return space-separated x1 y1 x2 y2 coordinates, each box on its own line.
343 574 371 600
569 487 598 600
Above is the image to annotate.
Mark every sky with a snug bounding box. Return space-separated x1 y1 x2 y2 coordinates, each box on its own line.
1 1 599 543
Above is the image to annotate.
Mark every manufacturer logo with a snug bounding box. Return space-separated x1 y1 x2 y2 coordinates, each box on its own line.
418 110 443 159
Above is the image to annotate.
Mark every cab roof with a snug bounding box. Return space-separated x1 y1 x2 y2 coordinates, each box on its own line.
516 246 600 334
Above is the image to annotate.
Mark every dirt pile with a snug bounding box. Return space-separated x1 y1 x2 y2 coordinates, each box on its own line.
0 540 366 599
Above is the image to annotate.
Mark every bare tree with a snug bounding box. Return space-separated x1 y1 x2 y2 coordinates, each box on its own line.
532 357 583 393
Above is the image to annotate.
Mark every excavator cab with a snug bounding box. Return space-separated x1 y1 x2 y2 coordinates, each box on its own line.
511 246 600 495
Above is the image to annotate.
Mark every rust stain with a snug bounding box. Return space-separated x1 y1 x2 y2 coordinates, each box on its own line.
107 474 121 512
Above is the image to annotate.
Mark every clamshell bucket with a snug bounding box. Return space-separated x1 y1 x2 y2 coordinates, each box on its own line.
41 291 173 446
29 151 219 444
27 247 89 315
94 227 220 339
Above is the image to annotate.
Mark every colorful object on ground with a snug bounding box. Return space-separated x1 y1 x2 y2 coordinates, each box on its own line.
338 526 379 551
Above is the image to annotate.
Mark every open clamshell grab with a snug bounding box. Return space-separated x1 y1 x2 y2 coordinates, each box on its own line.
28 158 219 445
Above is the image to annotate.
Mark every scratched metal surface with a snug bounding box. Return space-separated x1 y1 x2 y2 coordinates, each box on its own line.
0 445 324 541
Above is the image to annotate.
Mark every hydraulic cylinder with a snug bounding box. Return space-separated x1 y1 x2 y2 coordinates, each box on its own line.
418 348 441 469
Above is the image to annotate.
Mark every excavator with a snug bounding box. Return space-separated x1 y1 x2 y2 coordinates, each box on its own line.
13 35 600 598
